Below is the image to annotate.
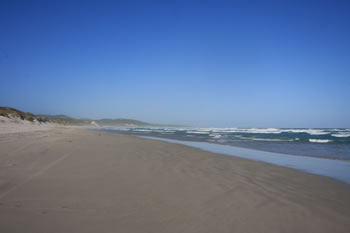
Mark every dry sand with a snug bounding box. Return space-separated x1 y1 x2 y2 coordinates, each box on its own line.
0 128 350 233
0 116 59 134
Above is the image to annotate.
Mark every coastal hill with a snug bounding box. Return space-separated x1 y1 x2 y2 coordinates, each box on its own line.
96 118 149 126
0 107 151 126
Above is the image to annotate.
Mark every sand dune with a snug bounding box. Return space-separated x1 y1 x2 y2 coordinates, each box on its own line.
0 128 349 233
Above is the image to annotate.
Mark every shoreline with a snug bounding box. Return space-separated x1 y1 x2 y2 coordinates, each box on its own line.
99 127 350 160
1 128 350 232
109 131 350 161
138 135 350 184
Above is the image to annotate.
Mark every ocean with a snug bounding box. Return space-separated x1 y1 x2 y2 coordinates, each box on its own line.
102 127 350 160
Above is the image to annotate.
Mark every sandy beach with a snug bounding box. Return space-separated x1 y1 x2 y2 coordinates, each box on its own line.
0 128 350 233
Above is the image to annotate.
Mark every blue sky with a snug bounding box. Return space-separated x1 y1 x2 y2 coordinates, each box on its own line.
1 0 349 127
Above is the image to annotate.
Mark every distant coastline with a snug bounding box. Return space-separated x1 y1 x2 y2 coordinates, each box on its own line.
0 106 152 127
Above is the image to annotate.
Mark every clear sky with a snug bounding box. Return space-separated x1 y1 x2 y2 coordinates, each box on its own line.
1 0 349 128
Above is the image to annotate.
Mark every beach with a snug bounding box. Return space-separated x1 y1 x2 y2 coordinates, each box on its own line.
1 128 350 233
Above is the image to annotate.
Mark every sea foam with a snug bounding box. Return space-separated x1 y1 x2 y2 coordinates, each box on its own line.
332 133 350 138
309 139 332 143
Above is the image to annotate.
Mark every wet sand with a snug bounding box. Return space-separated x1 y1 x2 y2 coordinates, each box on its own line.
0 128 350 233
